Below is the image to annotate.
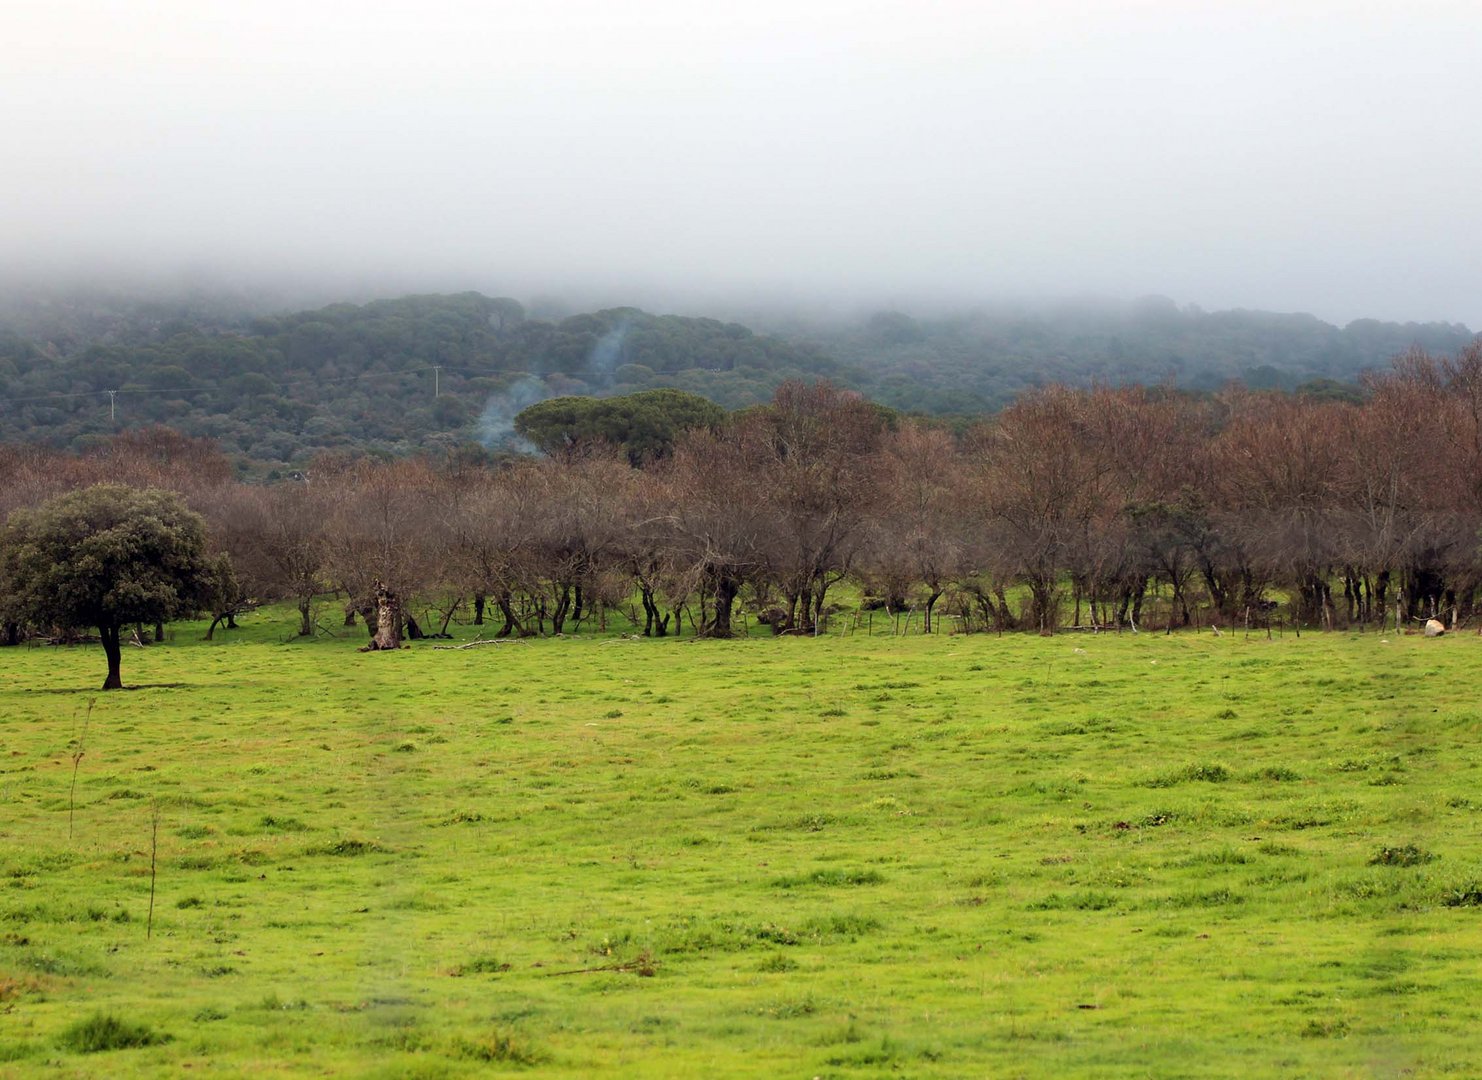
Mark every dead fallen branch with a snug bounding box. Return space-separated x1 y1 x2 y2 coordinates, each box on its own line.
541 954 656 978
431 638 530 651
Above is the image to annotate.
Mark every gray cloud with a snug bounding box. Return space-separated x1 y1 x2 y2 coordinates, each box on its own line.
4 1 1480 325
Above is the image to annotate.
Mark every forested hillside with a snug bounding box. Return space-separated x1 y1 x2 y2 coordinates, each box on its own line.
0 293 836 465
768 296 1477 413
0 289 1474 465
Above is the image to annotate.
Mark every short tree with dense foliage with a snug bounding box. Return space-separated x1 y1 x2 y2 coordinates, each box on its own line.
515 389 726 465
2 484 214 689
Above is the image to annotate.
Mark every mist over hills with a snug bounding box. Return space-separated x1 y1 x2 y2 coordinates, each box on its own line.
755 296 1476 414
0 287 1474 466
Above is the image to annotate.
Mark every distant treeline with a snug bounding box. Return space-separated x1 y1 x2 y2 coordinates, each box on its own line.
0 293 835 465
0 290 1474 466
4 346 1482 645
772 296 1477 414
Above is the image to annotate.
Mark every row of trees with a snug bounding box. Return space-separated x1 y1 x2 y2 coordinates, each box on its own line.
5 347 1482 674
6 288 1475 466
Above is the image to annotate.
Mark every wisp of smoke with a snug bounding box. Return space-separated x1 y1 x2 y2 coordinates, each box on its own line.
476 374 549 451
588 317 632 381
473 316 634 450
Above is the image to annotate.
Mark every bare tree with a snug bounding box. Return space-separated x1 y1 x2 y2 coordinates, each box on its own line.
753 382 888 633
863 424 967 633
319 457 440 651
660 424 773 638
969 387 1120 632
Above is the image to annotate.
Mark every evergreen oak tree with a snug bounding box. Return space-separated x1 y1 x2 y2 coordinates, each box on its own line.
3 485 214 689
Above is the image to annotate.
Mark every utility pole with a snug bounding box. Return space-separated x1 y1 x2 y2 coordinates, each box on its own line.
433 366 441 398
106 389 118 422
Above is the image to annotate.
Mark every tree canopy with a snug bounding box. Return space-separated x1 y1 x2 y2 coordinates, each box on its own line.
2 484 214 688
514 388 726 464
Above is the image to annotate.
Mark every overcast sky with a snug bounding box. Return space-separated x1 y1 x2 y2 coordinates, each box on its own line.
4 1 1480 325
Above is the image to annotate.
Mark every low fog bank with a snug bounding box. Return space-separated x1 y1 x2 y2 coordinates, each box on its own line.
6 3 1482 330
0 266 1473 348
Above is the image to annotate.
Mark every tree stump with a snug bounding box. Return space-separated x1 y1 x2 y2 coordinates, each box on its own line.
362 581 404 651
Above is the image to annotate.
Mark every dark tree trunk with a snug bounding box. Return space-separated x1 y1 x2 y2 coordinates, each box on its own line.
363 582 403 651
473 594 486 626
298 597 314 637
205 614 225 641
1199 560 1228 616
404 612 426 640
994 587 1015 631
813 581 832 633
1171 583 1190 628
703 577 739 638
154 621 165 643
344 607 357 628
550 585 571 635
495 592 519 638
711 577 735 637
640 586 669 637
1296 575 1329 627
924 589 942 633
100 624 124 690
2 622 18 647
225 612 238 629
1028 575 1057 634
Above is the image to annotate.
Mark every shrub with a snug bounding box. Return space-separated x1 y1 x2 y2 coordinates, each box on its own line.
1299 1017 1349 1039
772 869 885 889
1438 881 1482 908
1369 845 1436 867
259 815 307 831
1029 891 1117 911
440 810 484 826
452 1031 543 1065
57 1013 167 1053
1142 763 1230 787
451 956 511 976
313 838 386 856
1250 766 1302 782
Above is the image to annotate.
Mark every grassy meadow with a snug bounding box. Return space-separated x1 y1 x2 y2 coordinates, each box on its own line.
2 610 1481 1077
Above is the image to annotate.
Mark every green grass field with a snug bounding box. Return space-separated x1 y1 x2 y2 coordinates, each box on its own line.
2 612 1480 1077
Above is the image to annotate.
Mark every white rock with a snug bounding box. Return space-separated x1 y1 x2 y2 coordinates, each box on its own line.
1424 619 1446 637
